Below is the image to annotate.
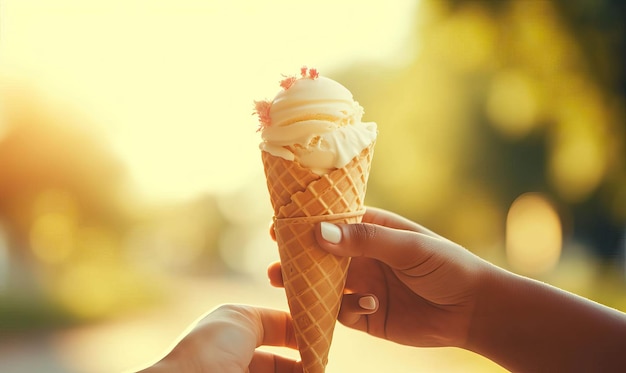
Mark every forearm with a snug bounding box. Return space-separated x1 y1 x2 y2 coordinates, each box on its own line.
466 266 626 372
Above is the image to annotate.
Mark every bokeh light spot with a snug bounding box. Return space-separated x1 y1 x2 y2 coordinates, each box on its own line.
549 82 608 202
431 4 497 72
53 262 118 319
29 190 79 264
506 193 562 276
29 212 76 264
487 70 539 139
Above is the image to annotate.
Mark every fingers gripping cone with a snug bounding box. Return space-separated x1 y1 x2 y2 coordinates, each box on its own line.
257 67 377 371
263 143 374 373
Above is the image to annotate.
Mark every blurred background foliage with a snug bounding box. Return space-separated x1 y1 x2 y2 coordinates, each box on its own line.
349 0 626 300
0 0 625 371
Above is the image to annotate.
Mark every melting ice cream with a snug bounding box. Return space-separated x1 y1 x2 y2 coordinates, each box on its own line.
255 67 377 175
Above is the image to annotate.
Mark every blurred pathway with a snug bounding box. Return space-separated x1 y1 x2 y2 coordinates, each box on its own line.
1 276 506 373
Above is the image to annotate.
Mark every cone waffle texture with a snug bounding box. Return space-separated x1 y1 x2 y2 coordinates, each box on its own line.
262 143 374 373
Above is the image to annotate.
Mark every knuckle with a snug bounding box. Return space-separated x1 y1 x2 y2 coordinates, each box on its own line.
354 223 377 240
349 223 378 252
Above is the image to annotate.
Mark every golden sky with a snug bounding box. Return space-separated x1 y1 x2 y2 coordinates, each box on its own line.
1 0 417 201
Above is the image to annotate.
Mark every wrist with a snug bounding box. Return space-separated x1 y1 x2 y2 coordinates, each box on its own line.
462 264 523 369
430 258 501 350
463 263 626 372
456 261 506 350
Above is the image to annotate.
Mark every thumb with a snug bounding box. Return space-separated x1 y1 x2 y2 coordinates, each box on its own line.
315 221 446 271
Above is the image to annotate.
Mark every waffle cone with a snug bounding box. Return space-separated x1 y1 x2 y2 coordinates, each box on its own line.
262 143 374 373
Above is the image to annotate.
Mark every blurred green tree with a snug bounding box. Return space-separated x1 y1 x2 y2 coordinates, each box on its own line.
0 85 131 259
340 0 625 265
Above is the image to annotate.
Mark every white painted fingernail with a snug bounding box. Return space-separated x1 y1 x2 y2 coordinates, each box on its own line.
320 222 342 244
358 296 377 311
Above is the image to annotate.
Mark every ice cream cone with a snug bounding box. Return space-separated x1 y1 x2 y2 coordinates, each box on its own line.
256 67 377 371
263 143 374 373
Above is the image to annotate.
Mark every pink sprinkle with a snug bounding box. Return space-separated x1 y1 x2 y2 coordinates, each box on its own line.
279 76 297 90
254 67 321 131
253 100 272 130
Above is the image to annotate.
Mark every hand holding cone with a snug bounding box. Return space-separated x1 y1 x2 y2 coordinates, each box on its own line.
256 68 376 372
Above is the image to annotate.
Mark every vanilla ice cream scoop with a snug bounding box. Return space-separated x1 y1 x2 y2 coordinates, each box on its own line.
255 67 377 175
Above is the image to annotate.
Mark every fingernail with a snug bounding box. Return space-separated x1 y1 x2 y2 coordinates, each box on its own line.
320 222 342 244
358 296 377 311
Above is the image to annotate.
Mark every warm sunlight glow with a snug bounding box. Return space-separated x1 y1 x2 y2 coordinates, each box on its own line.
2 1 623 372
506 193 562 275
30 212 76 265
487 70 539 139
430 4 497 72
53 262 120 319
1 0 417 201
29 190 79 265
548 79 608 202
